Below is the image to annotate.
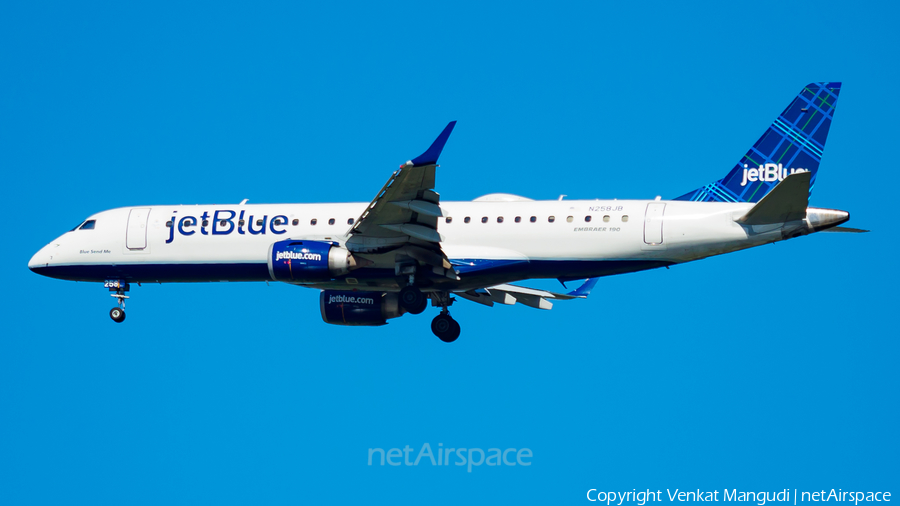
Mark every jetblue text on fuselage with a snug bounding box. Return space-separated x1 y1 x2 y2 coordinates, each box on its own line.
739 163 808 187
165 210 289 243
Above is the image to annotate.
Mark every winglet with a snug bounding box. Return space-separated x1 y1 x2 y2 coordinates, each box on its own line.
408 121 457 167
567 278 599 298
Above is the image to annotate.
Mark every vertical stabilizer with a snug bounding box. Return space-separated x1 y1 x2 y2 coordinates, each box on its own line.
675 82 841 203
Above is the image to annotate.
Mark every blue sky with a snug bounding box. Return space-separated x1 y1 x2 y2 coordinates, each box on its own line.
1 1 897 504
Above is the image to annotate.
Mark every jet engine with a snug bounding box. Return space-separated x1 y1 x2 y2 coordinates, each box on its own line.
268 240 358 281
319 290 405 326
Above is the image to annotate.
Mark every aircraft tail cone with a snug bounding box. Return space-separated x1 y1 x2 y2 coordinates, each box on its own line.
807 208 850 232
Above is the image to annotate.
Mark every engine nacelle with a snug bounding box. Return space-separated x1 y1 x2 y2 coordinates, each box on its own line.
268 240 353 281
319 290 405 326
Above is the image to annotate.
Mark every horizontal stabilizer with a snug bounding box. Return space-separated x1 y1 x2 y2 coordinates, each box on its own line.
737 171 810 226
821 226 869 233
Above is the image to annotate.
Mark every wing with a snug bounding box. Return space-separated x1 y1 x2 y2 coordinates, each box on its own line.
345 122 459 280
455 278 599 310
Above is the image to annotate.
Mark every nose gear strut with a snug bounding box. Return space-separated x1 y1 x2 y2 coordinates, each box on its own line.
106 279 129 323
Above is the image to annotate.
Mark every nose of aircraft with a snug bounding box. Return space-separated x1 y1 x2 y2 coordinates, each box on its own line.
28 242 58 274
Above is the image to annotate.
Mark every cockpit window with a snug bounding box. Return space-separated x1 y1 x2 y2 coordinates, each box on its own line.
78 220 96 230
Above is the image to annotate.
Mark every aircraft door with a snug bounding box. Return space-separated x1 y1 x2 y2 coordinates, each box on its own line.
126 208 151 250
643 203 665 245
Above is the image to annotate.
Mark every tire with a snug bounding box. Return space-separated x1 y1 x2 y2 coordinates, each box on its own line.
110 307 126 323
399 286 427 315
432 314 460 343
410 293 428 315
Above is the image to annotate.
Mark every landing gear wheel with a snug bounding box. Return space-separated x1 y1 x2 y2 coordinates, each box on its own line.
110 307 126 323
400 286 427 315
432 314 460 343
412 295 428 314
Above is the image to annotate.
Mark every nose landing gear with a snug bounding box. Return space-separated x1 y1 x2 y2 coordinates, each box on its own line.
105 279 129 323
110 307 126 323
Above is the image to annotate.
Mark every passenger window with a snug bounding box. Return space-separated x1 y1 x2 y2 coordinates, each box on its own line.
220 220 228 226
481 217 488 223
603 215 610 222
311 219 318 225
202 220 210 227
79 220 96 230
566 216 573 223
347 218 354 225
585 216 592 222
255 219 263 226
328 218 335 225
548 216 555 223
446 217 453 224
622 215 629 222
273 218 283 225
515 216 521 223
497 217 504 223
239 219 245 226
292 219 299 226
165 221 173 228
464 217 471 223
530 216 536 223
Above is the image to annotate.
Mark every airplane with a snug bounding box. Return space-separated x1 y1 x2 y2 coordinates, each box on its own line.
29 82 864 343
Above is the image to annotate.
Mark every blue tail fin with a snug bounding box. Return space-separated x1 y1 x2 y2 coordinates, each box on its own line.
674 82 841 203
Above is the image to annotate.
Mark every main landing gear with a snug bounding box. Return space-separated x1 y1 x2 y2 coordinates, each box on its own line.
399 285 428 315
431 312 460 343
429 291 460 343
400 284 462 342
106 279 129 323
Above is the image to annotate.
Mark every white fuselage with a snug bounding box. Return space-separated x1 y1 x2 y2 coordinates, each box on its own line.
29 198 823 291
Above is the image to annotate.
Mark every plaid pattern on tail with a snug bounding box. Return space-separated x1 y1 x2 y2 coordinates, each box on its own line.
674 82 841 203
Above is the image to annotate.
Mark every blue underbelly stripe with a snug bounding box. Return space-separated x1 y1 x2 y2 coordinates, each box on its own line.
31 259 674 284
